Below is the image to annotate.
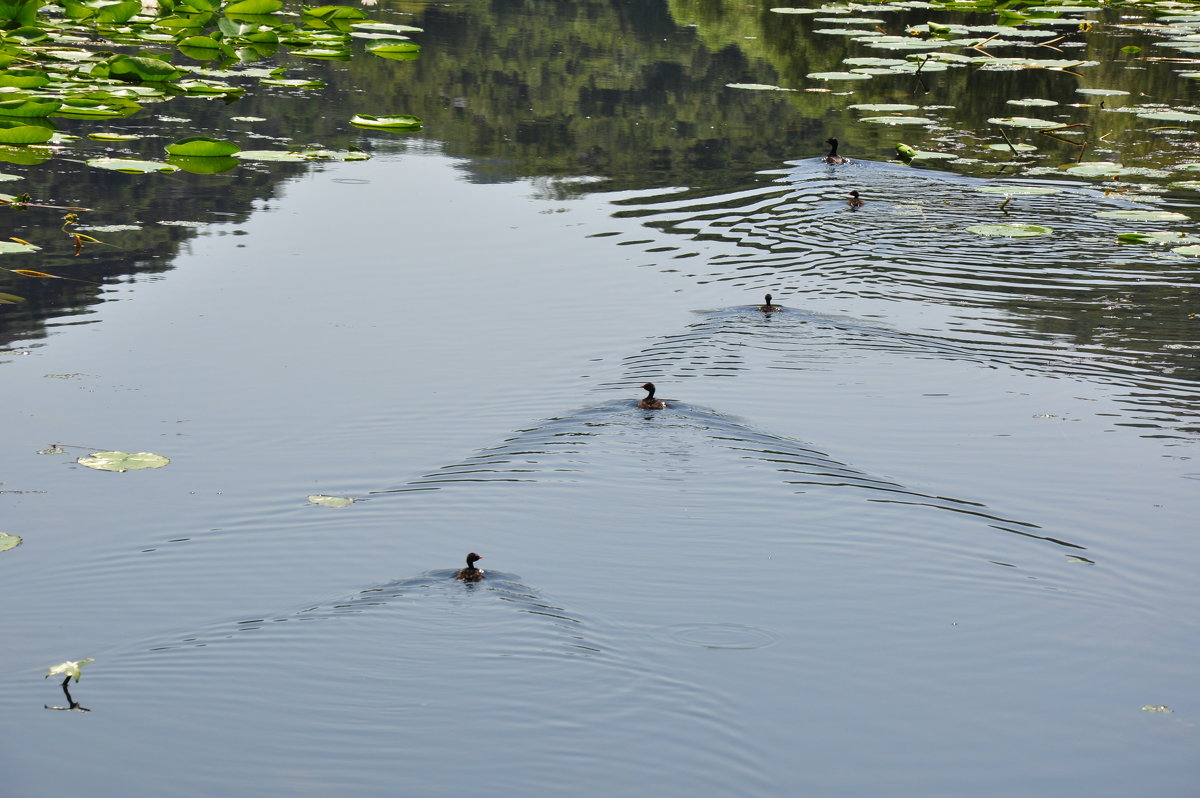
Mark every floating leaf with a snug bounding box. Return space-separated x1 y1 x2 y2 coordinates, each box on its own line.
88 132 141 141
987 116 1061 128
0 292 26 303
0 240 40 253
1095 210 1189 221
104 54 184 83
861 115 936 125
1007 98 1058 107
225 0 282 11
0 122 53 145
307 494 355 508
1136 110 1200 122
1076 88 1129 96
848 102 919 111
986 142 1038 152
806 71 873 80
895 142 916 163
726 83 796 91
233 149 311 162
0 532 21 551
967 223 1054 237
261 77 325 88
0 96 61 118
1117 231 1188 244
86 158 179 173
349 113 422 130
46 659 94 682
164 136 240 157
76 451 170 472
1172 244 1200 256
1141 705 1173 713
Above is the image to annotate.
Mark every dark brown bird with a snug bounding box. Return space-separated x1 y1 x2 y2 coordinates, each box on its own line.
848 190 864 209
825 137 848 165
759 293 780 313
455 552 484 581
638 382 666 410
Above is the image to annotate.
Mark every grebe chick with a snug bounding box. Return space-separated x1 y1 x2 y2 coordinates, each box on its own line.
825 137 848 165
848 190 864 209
455 552 484 581
638 382 666 410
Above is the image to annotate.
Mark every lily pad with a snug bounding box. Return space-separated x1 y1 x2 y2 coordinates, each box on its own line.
1076 88 1130 96
967 223 1054 237
349 114 422 130
1172 244 1200 256
88 132 141 141
0 532 21 552
308 494 355 508
848 102 920 111
806 71 873 80
0 292 26 303
986 143 1038 152
165 136 240 157
726 83 796 91
860 115 936 125
86 158 179 173
1095 210 1189 221
1007 98 1058 107
76 451 170 471
1136 110 1200 122
0 240 40 253
1117 231 1189 243
987 116 1062 128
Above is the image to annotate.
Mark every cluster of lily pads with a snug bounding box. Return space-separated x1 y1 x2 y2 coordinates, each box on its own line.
0 0 424 172
729 1 1200 183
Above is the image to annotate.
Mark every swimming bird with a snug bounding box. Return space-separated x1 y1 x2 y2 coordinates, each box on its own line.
759 293 780 312
638 382 666 410
848 190 864 209
825 137 848 165
455 552 484 581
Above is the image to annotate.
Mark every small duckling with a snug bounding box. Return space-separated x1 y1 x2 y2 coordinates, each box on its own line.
848 190 864 209
638 382 666 410
455 552 484 581
825 137 848 165
759 293 780 313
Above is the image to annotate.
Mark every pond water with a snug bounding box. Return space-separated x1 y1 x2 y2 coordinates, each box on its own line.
2 0 1198 795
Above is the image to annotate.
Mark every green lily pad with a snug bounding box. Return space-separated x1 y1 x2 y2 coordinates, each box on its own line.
1172 244 1200 256
977 185 1061 195
967 223 1054 237
225 0 282 12
0 532 21 552
86 158 179 173
88 132 141 141
308 494 355 508
45 658 94 682
0 240 40 253
986 143 1038 152
848 103 920 111
987 116 1062 128
1076 88 1130 96
234 149 311 162
0 96 62 118
261 77 326 88
1136 110 1200 122
165 136 240 157
1062 161 1123 177
806 71 873 80
0 292 26 303
350 113 422 130
726 83 796 91
861 116 936 125
1007 98 1058 107
76 450 170 471
0 122 53 145
1117 231 1189 243
1095 210 1189 221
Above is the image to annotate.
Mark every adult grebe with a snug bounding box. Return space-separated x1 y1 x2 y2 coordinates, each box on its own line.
825 137 848 165
638 382 666 410
759 293 780 312
455 552 484 581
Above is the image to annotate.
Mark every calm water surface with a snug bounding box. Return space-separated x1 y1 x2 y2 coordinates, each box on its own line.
2 1 1198 796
